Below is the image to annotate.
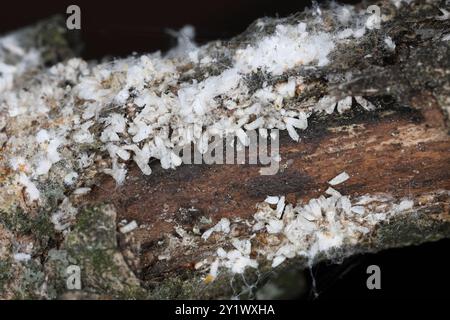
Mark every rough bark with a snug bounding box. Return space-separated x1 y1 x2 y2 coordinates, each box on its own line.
0 0 449 299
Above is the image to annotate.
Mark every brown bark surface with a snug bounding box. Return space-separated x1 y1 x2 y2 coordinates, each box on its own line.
85 91 450 281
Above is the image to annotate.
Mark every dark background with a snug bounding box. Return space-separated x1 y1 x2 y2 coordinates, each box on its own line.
0 0 361 59
1 0 449 300
310 239 450 300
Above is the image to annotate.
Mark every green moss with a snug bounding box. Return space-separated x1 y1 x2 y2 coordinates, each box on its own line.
73 205 114 240
10 261 46 300
0 208 32 233
147 269 243 300
0 208 53 242
117 285 148 300
0 260 12 291
73 206 98 233
58 204 146 299
33 213 56 244
374 213 450 249
91 249 115 273
34 16 80 66
148 273 200 299
38 181 66 209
